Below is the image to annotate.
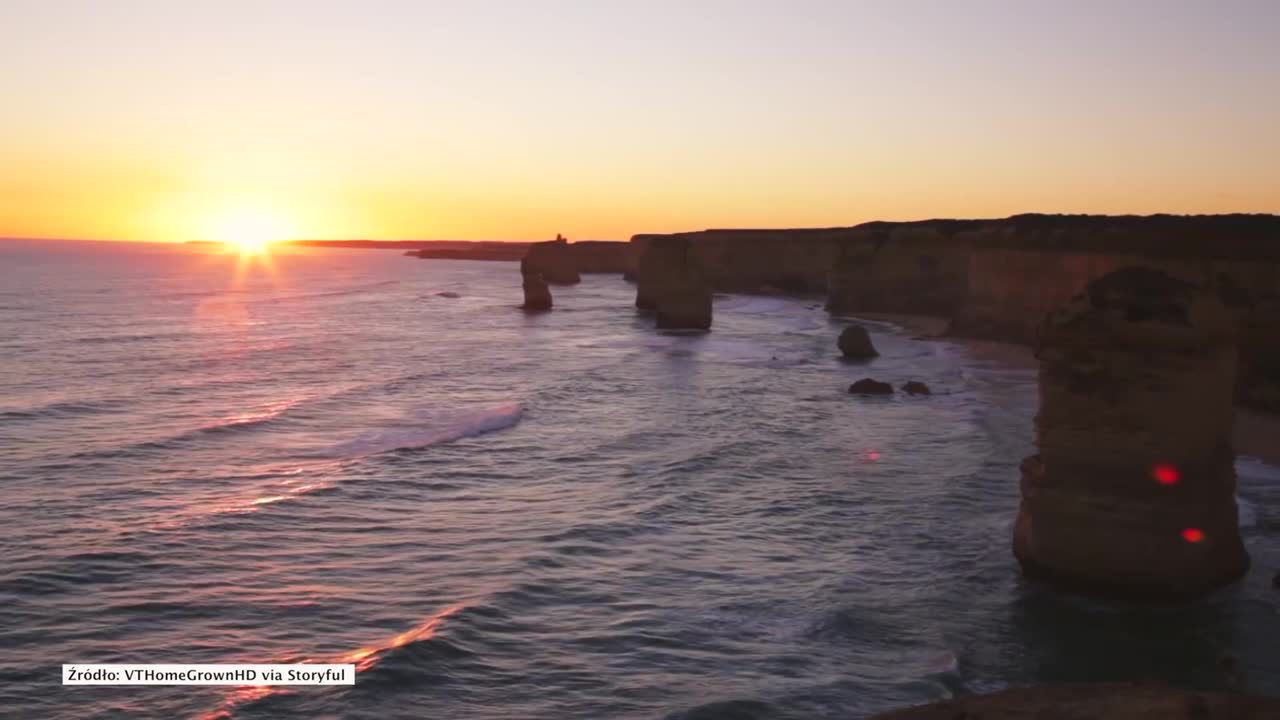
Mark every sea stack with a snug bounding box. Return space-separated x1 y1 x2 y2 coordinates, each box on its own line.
520 258 552 311
523 236 581 285
1013 267 1248 599
635 235 683 310
637 236 711 329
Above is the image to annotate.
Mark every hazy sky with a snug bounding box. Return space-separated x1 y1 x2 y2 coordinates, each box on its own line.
3 0 1278 241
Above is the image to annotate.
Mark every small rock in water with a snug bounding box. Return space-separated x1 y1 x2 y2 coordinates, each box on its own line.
838 326 878 359
435 291 461 298
902 381 931 395
849 378 894 395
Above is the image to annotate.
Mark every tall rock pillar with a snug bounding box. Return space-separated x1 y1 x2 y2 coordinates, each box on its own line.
1014 267 1248 599
636 236 711 329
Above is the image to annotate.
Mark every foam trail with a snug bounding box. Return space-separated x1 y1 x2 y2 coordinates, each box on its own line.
322 402 523 459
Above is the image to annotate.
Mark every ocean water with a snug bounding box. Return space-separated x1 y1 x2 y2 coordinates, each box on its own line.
2 239 1279 720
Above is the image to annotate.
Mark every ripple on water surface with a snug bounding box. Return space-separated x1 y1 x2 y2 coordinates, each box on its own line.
1 243 1278 719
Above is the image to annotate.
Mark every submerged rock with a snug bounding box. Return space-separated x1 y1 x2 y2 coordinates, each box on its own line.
902 381 931 395
434 291 460 299
1014 266 1248 600
520 258 552 311
837 325 878 359
868 683 1280 719
848 378 893 395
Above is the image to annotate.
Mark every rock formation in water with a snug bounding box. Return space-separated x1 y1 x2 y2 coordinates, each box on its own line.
1013 267 1249 599
520 259 552 311
901 381 931 395
522 238 581 285
656 247 711 330
837 326 878 359
634 236 712 329
848 378 894 395
869 683 1280 719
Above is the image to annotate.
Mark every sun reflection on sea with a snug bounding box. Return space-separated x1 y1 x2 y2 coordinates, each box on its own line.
195 602 469 720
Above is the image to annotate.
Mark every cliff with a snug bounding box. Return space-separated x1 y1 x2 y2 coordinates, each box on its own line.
826 220 984 315
634 214 1280 411
566 240 630 274
948 214 1280 411
630 228 852 295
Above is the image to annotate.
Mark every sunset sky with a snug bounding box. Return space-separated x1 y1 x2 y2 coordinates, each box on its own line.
3 0 1278 242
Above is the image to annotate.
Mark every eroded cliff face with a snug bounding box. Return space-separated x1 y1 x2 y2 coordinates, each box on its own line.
631 228 847 296
826 220 982 316
948 214 1280 411
1013 267 1249 599
631 215 1280 410
565 241 630 274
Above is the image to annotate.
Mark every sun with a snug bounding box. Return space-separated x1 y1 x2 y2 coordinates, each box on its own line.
206 207 296 255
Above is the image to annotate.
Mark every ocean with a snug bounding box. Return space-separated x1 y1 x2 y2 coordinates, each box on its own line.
2 239 1278 719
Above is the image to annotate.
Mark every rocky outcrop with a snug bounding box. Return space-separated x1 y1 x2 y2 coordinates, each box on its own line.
869 683 1280 719
522 238 580 285
848 378 893 395
1014 267 1248 600
837 326 877 359
520 259 552 311
902 381 931 395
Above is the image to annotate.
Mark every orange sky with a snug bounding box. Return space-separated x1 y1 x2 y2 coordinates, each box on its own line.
3 2 1277 242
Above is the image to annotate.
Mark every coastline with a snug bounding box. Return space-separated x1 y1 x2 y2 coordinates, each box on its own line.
858 312 1280 467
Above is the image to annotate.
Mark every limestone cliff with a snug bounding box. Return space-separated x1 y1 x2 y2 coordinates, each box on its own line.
630 214 1280 411
565 240 630 274
631 228 848 296
1013 267 1248 599
948 214 1280 412
826 220 983 316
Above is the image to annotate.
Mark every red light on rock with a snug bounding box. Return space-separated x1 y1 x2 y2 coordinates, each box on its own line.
1152 463 1180 485
1182 528 1205 543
